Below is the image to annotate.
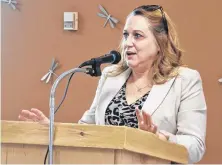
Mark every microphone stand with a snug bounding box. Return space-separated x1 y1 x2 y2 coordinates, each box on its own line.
48 67 92 164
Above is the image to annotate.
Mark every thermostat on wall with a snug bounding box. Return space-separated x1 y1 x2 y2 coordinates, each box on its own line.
64 12 78 30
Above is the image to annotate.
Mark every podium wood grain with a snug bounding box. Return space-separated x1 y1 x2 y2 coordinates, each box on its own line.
1 120 188 164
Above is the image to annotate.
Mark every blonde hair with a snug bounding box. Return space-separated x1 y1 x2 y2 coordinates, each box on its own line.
107 6 185 85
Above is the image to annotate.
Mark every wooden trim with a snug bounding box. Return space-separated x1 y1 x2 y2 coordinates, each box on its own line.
124 127 188 164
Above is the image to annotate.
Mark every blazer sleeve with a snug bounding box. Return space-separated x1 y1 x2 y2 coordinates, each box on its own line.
159 70 207 163
78 67 108 124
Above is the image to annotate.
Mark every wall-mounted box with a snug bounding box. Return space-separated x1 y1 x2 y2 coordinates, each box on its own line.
64 12 78 30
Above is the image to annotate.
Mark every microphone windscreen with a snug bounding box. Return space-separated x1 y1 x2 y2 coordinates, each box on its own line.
109 50 121 64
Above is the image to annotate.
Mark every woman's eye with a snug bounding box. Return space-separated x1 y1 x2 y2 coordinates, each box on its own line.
123 32 128 39
134 33 143 39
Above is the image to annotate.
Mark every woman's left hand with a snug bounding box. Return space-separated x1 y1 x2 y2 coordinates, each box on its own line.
135 107 169 141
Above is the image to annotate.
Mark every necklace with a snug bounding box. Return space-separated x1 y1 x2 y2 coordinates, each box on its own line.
134 82 151 92
129 72 152 93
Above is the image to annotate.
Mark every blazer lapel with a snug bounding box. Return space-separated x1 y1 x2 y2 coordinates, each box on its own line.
142 77 177 116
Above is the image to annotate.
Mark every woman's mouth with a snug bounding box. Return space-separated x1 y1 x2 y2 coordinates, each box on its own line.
126 51 136 56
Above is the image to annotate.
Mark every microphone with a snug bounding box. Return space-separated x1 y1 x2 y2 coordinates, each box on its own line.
79 50 121 68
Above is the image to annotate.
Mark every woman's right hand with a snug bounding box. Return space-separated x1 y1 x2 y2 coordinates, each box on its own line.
18 108 49 124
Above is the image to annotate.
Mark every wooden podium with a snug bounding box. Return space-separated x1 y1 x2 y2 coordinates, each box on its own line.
1 120 188 164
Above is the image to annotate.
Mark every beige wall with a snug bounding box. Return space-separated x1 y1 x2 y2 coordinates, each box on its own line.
2 0 222 163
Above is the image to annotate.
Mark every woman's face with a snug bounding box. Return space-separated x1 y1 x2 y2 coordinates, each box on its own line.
123 15 160 69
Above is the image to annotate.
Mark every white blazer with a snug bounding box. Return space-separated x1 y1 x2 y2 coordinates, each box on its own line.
79 66 207 163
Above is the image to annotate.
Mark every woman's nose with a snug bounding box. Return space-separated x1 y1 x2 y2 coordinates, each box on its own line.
125 36 134 47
